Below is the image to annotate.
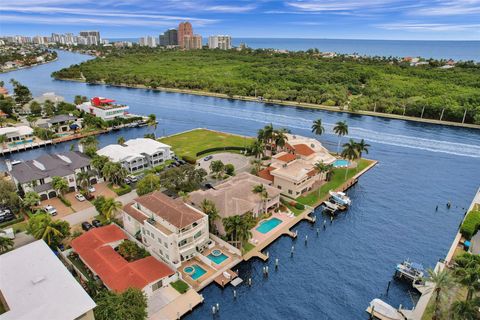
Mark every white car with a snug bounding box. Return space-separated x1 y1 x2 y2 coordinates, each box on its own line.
75 194 86 202
127 175 138 183
88 186 96 193
44 205 57 216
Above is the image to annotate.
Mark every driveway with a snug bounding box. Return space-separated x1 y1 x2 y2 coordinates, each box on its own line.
91 182 117 199
39 197 74 219
198 152 251 174
65 192 93 212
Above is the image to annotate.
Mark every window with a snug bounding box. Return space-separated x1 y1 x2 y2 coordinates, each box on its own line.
152 280 163 291
157 238 162 244
158 248 163 255
288 189 292 194
178 239 187 247
194 231 202 239
127 216 131 221
165 254 169 260
164 242 168 248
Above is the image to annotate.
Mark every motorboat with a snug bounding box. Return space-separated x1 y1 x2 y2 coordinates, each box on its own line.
395 260 425 282
329 190 351 206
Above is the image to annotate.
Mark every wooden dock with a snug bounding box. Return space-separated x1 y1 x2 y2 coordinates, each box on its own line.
214 269 238 288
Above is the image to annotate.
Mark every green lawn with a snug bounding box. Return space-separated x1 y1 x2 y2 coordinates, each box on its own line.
284 203 305 216
11 220 28 233
159 129 254 159
171 280 189 294
243 242 255 253
297 159 373 206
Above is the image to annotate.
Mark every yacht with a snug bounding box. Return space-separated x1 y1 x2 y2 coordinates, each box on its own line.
329 190 352 206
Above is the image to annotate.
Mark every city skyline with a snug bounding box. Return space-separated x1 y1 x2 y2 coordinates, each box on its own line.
0 0 479 41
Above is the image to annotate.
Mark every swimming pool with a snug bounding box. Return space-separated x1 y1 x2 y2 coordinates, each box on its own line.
256 217 282 234
333 159 350 167
9 139 33 147
207 250 229 264
184 264 207 280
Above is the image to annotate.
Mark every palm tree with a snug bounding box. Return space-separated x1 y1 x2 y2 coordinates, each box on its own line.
26 214 70 247
223 215 243 248
453 253 480 301
79 135 98 150
101 197 122 221
333 121 348 154
425 268 453 320
51 176 69 197
0 236 14 254
23 191 40 211
341 139 360 179
76 171 93 193
91 155 109 176
311 119 325 138
273 128 289 152
450 298 480 320
355 139 371 159
250 140 264 159
252 184 268 214
200 199 220 234
147 114 157 138
117 136 126 145
250 159 262 175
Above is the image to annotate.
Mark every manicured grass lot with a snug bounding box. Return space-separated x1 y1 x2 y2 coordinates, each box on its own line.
171 280 189 294
159 129 253 159
297 159 373 206
243 242 255 254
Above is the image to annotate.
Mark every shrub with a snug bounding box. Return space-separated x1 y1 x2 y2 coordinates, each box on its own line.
59 195 72 207
295 203 305 210
225 164 235 175
460 210 480 240
112 184 132 196
93 196 106 213
171 280 189 294
182 155 196 164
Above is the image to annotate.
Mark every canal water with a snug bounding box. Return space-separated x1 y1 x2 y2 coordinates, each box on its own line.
1 51 479 319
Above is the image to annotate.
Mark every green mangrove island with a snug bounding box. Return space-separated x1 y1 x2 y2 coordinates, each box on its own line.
52 48 480 124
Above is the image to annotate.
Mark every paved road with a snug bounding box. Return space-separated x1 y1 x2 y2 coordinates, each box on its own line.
13 232 36 249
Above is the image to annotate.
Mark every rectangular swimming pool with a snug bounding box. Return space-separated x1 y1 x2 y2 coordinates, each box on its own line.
207 252 228 265
256 217 282 234
333 159 350 167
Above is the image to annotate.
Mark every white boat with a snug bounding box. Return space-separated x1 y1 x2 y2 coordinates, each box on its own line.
366 299 406 320
323 201 340 212
329 191 351 205
395 260 425 282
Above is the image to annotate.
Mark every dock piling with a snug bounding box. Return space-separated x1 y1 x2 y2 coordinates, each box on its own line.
216 303 220 312
291 245 295 257
233 290 237 299
305 235 308 245
323 219 326 229
275 258 279 269
316 228 320 236
248 278 252 287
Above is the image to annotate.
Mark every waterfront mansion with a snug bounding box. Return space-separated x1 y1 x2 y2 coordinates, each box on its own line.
7 151 98 200
76 96 129 120
97 138 172 173
259 133 336 197
189 172 281 235
122 192 210 269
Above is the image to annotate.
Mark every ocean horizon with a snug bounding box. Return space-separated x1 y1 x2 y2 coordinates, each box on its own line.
109 37 480 61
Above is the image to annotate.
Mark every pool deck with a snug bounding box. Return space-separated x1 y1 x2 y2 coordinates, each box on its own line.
243 159 378 262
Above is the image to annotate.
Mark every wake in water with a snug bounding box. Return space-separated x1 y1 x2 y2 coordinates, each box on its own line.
155 99 480 158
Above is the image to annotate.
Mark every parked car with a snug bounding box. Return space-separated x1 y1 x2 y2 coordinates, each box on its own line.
75 194 86 202
81 221 93 231
178 160 186 165
204 155 213 161
92 219 102 228
127 175 138 183
205 183 214 189
44 205 57 216
0 208 15 223
124 177 131 184
88 186 96 193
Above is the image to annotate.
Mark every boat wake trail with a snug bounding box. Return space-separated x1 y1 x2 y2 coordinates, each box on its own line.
160 100 480 158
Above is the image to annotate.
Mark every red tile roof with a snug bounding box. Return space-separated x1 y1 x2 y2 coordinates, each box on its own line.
135 192 204 228
71 225 174 293
123 202 148 224
293 144 315 156
277 153 296 163
258 167 275 182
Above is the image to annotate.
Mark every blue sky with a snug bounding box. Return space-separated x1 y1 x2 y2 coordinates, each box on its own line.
1 0 479 40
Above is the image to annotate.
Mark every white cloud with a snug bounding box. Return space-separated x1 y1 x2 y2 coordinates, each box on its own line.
376 22 480 31
285 0 398 12
413 0 480 16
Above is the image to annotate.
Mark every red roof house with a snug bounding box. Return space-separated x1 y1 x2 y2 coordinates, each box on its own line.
292 144 315 157
71 225 174 294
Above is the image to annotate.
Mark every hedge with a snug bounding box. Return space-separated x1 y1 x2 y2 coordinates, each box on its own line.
0 215 25 229
112 184 132 196
59 195 72 207
182 155 197 164
460 210 480 240
196 146 248 157
295 203 305 210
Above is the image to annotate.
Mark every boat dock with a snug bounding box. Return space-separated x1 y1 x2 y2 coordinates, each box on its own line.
214 269 238 288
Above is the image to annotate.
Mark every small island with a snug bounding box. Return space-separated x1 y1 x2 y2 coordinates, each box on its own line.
51 48 480 125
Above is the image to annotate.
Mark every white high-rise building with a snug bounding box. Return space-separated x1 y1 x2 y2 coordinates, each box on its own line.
208 35 232 50
139 36 157 47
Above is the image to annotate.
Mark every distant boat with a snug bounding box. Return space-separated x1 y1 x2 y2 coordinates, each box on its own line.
323 200 340 213
395 260 425 282
329 191 351 206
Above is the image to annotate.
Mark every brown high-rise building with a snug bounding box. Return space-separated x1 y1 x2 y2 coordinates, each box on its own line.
177 22 193 48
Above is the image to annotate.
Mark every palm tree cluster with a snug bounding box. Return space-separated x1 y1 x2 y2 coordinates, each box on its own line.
252 184 269 214
254 124 290 157
425 253 480 320
222 213 256 250
340 139 370 179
